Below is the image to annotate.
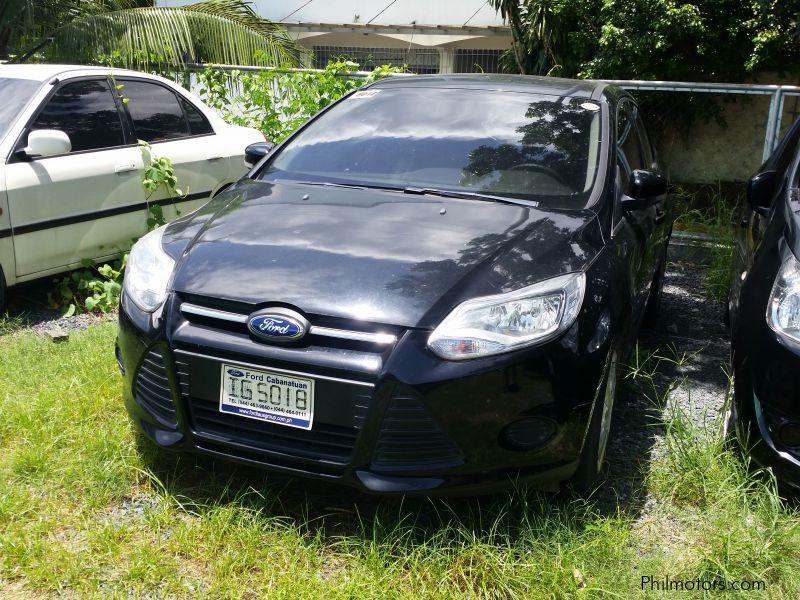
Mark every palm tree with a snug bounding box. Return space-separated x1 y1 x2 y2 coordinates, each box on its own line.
488 0 564 76
0 0 305 69
488 0 529 74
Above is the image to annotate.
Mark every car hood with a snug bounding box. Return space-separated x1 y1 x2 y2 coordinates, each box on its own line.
165 180 604 328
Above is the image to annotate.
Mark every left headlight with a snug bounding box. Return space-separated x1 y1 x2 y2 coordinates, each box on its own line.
427 272 586 360
124 226 175 312
767 251 800 344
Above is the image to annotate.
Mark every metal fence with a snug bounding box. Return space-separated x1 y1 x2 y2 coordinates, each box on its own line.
311 46 440 73
604 80 800 162
308 46 505 74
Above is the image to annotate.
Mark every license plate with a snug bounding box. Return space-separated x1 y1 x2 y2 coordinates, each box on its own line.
219 363 315 430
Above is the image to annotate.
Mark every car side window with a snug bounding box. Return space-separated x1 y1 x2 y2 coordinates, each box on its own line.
121 80 193 143
179 97 214 136
635 112 655 169
30 79 125 153
617 101 645 178
774 122 800 178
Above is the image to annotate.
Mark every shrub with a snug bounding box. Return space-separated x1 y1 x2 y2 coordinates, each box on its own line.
197 59 406 142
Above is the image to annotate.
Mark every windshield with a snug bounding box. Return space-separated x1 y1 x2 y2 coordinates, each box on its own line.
259 87 603 208
0 78 40 143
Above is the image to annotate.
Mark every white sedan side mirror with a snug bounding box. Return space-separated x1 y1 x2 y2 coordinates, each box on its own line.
23 129 72 158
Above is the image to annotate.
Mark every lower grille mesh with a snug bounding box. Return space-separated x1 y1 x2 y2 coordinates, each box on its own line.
134 349 177 426
371 385 463 472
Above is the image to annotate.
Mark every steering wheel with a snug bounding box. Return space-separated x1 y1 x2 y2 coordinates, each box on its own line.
508 163 570 188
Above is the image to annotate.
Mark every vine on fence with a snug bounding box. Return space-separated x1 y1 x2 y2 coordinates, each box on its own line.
197 59 405 142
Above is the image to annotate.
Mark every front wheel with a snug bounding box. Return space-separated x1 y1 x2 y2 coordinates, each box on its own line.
570 347 620 493
721 358 739 445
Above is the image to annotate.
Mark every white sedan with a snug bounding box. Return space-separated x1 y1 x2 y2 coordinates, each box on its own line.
0 64 265 308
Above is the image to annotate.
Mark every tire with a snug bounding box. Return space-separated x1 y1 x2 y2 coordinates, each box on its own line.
721 357 739 446
570 347 620 493
0 266 6 315
642 256 666 330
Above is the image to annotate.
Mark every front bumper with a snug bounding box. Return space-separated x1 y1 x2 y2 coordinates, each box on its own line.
733 329 800 489
731 236 800 489
117 290 612 495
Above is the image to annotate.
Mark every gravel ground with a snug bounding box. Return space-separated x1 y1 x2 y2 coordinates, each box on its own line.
4 260 730 514
3 278 113 335
598 260 730 513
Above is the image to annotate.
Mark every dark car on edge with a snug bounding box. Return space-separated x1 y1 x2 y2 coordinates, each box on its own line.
117 75 671 494
727 117 800 487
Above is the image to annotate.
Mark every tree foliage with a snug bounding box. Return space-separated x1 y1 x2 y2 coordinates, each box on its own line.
492 0 799 81
0 0 305 69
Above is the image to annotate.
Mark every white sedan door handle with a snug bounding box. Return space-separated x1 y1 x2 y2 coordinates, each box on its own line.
206 153 223 161
115 163 137 174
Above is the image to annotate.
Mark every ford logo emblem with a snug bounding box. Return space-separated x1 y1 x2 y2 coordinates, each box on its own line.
226 369 245 378
247 308 308 344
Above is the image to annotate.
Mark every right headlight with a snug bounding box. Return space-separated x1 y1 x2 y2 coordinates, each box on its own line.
123 226 175 312
427 272 585 360
767 251 800 343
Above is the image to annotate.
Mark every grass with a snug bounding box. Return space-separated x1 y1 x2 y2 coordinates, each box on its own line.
1 323 799 597
671 182 742 303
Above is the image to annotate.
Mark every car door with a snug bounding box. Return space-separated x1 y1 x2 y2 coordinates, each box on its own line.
5 77 146 278
614 99 660 317
116 78 230 220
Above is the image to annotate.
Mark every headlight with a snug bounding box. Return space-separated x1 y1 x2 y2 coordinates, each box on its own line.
124 226 175 312
768 252 800 343
427 272 586 360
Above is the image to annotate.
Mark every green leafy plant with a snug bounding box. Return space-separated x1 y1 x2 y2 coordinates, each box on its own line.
139 140 184 230
48 256 126 317
197 59 406 143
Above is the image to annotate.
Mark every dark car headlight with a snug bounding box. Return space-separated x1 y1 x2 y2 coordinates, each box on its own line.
427 272 586 360
124 226 176 312
768 251 800 344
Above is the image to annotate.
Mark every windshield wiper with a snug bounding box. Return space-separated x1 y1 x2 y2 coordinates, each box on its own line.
403 187 539 207
276 179 539 207
276 179 405 193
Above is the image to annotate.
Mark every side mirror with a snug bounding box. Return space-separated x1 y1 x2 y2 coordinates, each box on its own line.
622 169 667 210
747 170 776 216
244 141 275 168
21 129 71 158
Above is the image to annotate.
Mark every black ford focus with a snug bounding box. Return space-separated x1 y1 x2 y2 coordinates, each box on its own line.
117 75 671 494
727 117 800 487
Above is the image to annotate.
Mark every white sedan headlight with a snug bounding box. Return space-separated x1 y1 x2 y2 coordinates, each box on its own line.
124 226 175 312
427 272 586 360
768 252 800 343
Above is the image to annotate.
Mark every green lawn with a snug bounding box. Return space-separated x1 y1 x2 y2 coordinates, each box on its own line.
0 322 798 598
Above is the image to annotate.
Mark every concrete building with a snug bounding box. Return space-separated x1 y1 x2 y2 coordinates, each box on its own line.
158 0 512 73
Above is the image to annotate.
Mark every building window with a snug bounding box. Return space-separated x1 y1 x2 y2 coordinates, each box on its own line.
313 46 439 74
453 49 503 74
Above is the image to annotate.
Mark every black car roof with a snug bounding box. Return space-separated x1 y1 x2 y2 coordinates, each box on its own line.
367 73 612 100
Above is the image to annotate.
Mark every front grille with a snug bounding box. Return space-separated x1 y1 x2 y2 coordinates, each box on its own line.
175 294 401 354
134 349 177 426
175 354 369 470
371 385 463 472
